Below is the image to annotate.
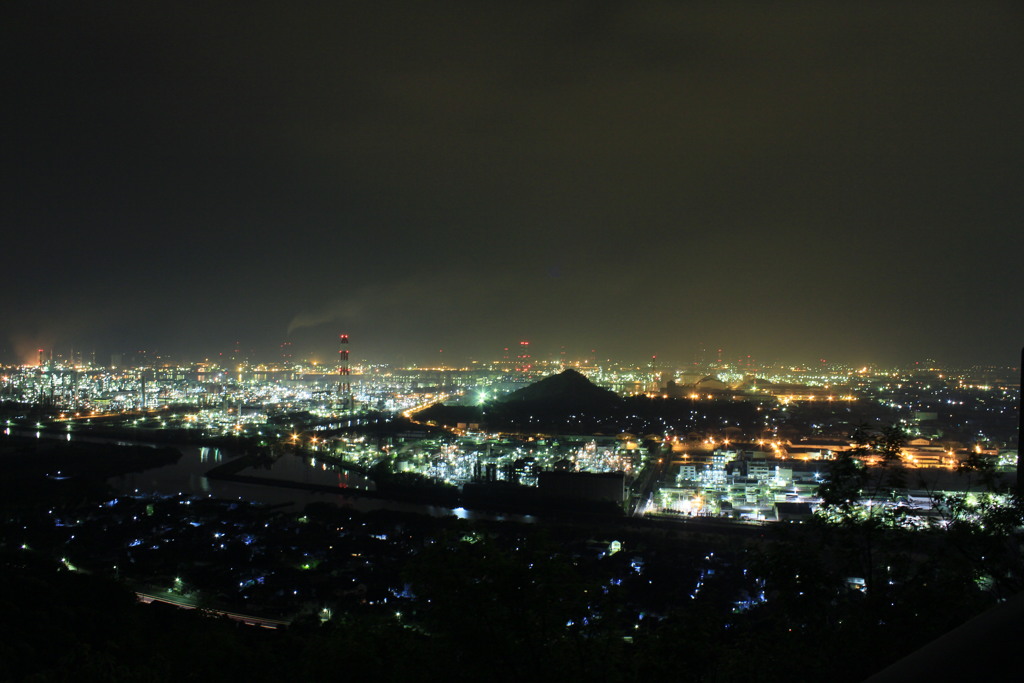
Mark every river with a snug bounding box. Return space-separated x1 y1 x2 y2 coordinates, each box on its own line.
4 427 533 522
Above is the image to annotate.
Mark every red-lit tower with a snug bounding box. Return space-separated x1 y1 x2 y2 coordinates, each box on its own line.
338 334 351 411
516 340 532 373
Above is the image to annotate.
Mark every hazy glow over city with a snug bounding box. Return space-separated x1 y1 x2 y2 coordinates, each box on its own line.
2 3 1022 680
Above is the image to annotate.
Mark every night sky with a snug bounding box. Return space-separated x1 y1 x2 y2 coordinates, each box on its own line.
4 2 1023 367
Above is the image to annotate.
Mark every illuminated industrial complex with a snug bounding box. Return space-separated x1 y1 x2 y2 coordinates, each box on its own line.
4 338 1017 522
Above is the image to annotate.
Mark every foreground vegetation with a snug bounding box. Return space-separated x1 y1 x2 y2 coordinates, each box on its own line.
2 434 1022 681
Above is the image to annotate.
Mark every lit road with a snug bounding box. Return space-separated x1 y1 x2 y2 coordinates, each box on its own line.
135 591 290 629
402 393 452 421
630 452 669 517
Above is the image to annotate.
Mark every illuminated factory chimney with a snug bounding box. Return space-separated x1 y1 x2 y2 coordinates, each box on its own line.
516 340 531 373
38 348 44 368
338 334 351 411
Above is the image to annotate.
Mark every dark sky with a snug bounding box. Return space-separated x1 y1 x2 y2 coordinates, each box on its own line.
3 1 1023 367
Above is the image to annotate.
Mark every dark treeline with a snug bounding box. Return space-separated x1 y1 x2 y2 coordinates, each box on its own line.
2 514 1008 683
419 396 763 436
3 426 1021 681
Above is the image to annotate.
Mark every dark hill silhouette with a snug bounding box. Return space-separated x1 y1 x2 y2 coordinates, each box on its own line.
499 369 619 407
417 369 760 435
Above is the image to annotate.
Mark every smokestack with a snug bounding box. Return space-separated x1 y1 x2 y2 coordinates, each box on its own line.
1018 346 1022 493
339 334 351 411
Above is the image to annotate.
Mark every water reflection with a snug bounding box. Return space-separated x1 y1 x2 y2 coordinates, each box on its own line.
198 446 224 464
236 454 374 491
3 428 533 521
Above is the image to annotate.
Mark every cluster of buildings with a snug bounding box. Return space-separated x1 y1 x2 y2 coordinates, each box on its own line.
655 436 1012 522
2 353 1017 521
